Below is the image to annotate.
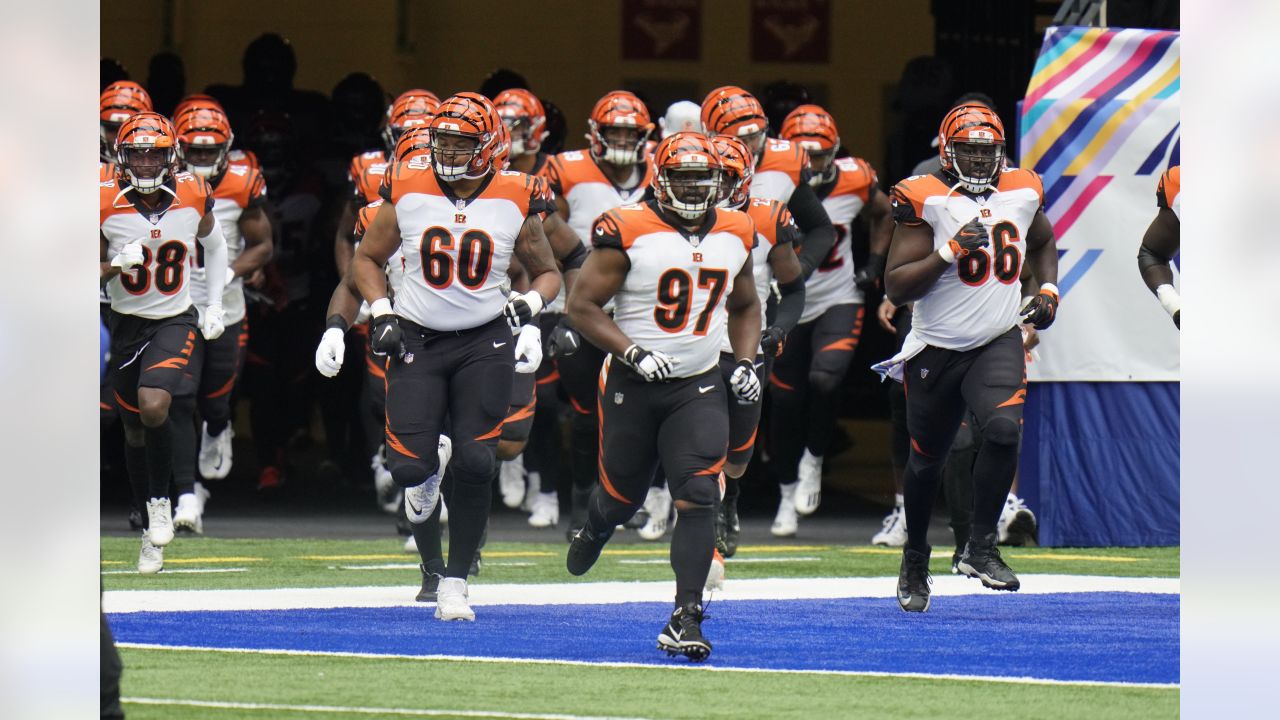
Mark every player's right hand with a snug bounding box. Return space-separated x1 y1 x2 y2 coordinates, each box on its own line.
760 325 786 358
111 241 146 270
370 313 404 357
943 218 989 262
315 328 346 377
624 344 677 382
547 318 581 358
877 297 898 333
729 359 762 403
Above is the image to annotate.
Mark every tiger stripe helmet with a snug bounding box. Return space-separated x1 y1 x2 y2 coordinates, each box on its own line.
172 93 224 122
494 88 548 156
393 126 433 163
586 91 654 166
780 104 841 185
708 134 754 209
700 86 768 159
115 111 177 194
651 131 725 220
383 89 441 155
428 92 499 180
173 103 234 179
100 81 154 162
938 104 1006 192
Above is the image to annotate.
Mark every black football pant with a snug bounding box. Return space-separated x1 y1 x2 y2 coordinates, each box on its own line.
901 327 1026 553
524 312 566 495
553 330 608 526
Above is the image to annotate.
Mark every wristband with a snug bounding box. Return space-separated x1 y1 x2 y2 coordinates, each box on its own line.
370 297 393 317
326 314 349 332
1039 282 1060 300
938 241 957 264
1155 284 1181 317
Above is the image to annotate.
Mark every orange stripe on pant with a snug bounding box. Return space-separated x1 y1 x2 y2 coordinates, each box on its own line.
204 374 237 399
695 456 726 476
595 356 631 504
504 397 537 425
385 426 420 459
113 391 140 414
731 427 758 453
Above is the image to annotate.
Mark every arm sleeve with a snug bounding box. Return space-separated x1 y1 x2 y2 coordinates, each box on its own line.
772 275 805 333
197 215 228 304
560 241 588 270
787 182 834 277
890 183 924 225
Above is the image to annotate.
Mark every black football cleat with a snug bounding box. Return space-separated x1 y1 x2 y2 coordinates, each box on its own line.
951 549 963 575
657 602 712 661
722 497 741 558
897 546 933 613
957 533 1021 591
469 550 482 578
415 564 443 602
128 509 144 531
566 525 612 576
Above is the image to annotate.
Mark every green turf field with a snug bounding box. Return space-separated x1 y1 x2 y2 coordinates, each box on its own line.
105 536 1179 719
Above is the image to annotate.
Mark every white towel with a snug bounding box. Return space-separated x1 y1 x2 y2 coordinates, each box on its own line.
870 330 928 384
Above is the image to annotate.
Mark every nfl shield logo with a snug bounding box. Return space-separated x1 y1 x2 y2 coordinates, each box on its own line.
920 368 929 379
403 352 415 364
613 392 624 405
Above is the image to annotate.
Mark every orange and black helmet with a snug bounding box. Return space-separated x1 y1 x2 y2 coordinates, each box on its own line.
393 126 433 164
172 93 223 122
937 104 1006 192
383 89 441 154
701 86 768 158
708 134 754 208
428 92 500 180
494 88 547 156
650 131 725 220
115 111 178 194
586 90 654 166
100 81 153 161
173 103 234 178
780 104 841 184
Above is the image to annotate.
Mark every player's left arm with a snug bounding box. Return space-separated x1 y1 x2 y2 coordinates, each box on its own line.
100 232 121 280
856 189 894 290
726 253 762 362
787 182 835 278
542 210 585 298
233 205 274 279
196 208 228 306
513 214 563 313
1138 208 1180 327
1019 209 1061 329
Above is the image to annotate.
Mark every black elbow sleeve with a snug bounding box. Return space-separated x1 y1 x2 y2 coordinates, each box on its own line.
1137 243 1170 272
773 276 806 332
561 242 588 271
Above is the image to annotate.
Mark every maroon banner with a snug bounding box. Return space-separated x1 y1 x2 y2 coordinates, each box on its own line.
750 0 831 63
621 0 703 61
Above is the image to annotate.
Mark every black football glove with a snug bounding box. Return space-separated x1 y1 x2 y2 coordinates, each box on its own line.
760 325 787 358
547 318 581 358
370 313 404 357
1020 288 1060 330
854 253 886 293
946 218 990 260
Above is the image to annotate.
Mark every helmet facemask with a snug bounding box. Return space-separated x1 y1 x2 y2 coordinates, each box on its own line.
946 139 1004 193
590 122 648 166
178 136 231 179
430 129 486 181
658 167 723 220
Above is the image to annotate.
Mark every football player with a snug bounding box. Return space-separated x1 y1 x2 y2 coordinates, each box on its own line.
100 112 229 573
169 100 273 534
765 105 892 535
706 134 806 561
565 132 762 661
542 90 656 537
1138 165 1180 328
877 104 1060 612
100 81 152 164
352 93 561 620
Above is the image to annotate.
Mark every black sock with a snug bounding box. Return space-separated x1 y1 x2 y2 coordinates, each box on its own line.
205 417 230 436
723 474 741 505
970 440 1019 539
169 396 197 496
124 442 148 523
903 450 943 553
412 501 446 575
444 476 491 579
671 504 714 607
143 419 174 500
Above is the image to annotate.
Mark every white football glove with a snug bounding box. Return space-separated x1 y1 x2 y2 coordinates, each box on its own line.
110 241 146 270
503 291 544 333
729 359 762 403
201 304 225 340
315 328 346 378
624 344 678 382
514 324 543 374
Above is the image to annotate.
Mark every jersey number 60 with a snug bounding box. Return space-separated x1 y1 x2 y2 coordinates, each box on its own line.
421 226 494 290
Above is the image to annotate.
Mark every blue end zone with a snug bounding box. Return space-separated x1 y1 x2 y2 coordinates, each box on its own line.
109 592 1178 685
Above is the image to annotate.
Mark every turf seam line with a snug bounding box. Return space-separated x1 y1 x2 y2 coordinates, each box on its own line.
117 643 1180 689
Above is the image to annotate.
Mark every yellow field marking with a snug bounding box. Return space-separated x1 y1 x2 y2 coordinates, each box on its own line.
102 560 126 566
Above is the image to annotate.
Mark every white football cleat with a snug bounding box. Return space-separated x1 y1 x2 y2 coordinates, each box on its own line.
771 483 798 537
794 449 823 515
499 454 527 509
434 577 475 621
528 491 559 528
371 445 400 515
404 436 452 524
872 505 907 546
138 532 164 574
173 492 203 535
638 485 672 541
403 534 417 553
705 549 726 592
146 497 174 547
197 422 234 480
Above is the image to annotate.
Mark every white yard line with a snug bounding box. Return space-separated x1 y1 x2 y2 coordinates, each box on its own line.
118 645 1179 690
336 562 536 571
104 575 1179 614
101 568 248 575
619 557 819 565
122 696 654 720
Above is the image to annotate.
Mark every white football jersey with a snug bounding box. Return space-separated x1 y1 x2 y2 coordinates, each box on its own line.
352 199 405 300
188 162 267 324
101 172 212 320
720 197 800 354
543 150 651 312
890 168 1045 351
804 156 878 322
383 160 551 331
749 138 808 204
595 202 754 377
